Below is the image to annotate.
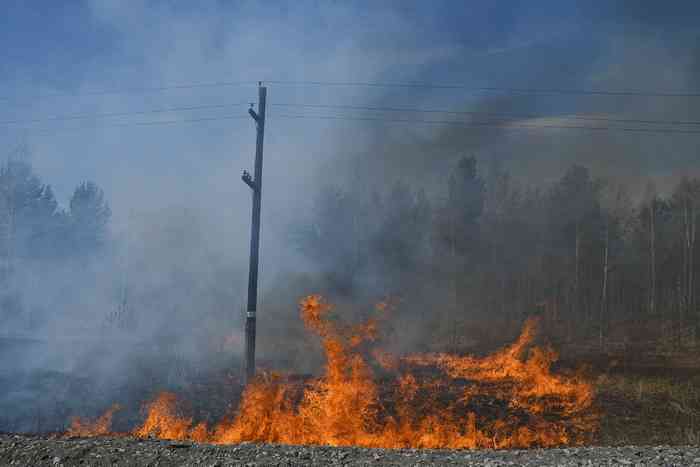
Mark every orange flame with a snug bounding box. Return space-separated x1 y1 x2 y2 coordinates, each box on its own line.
66 404 121 437
65 295 598 448
132 392 210 442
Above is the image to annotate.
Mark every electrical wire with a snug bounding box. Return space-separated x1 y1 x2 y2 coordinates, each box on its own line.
13 114 250 135
5 101 699 130
9 111 700 136
0 103 251 126
0 81 256 103
270 103 700 126
4 78 700 103
263 80 700 98
269 113 700 135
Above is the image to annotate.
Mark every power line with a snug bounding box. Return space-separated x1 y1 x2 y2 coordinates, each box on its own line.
270 103 700 126
4 78 700 103
3 96 699 132
7 101 698 128
6 107 700 137
269 113 700 135
0 81 256 103
8 112 700 136
264 80 700 98
0 103 251 126
12 114 250 135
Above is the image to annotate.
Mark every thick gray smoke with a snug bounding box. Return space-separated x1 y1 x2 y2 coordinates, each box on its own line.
1 1 464 432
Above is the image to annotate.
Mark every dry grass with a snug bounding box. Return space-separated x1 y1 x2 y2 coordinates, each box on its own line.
596 370 700 446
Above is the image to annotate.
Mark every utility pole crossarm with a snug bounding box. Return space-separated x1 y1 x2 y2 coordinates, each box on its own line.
241 170 257 192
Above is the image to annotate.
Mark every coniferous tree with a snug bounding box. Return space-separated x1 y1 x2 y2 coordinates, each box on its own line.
0 161 62 262
69 181 111 255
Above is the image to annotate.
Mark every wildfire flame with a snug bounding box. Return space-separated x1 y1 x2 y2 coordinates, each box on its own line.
65 295 598 448
66 405 121 437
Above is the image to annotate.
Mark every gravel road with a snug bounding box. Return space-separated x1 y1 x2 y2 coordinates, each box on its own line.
2 434 700 466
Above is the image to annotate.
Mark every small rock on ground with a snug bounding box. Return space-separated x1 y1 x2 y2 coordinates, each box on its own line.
1 434 700 466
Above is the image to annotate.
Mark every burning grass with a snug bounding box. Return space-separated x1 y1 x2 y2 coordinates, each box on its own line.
65 295 598 449
66 405 121 438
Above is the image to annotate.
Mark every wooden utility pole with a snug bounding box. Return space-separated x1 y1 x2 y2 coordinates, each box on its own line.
242 83 266 383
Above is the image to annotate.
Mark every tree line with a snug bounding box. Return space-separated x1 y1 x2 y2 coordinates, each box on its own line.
293 157 700 350
0 159 111 327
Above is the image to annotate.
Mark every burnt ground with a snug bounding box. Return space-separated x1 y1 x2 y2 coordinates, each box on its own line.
2 434 700 467
4 330 700 465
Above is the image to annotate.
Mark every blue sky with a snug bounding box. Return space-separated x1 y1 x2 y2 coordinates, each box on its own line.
0 1 575 85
